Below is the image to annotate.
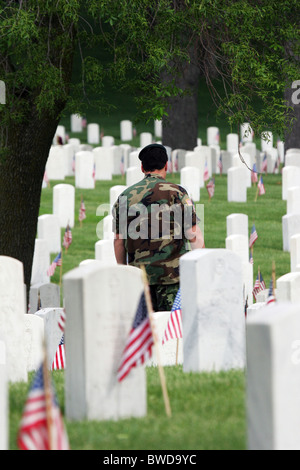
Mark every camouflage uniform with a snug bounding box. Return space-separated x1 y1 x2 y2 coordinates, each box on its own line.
112 173 198 311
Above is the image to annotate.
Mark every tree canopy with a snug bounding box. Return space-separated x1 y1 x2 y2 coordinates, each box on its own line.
1 0 299 140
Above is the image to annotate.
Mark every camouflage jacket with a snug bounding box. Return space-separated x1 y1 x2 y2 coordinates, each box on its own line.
112 173 197 285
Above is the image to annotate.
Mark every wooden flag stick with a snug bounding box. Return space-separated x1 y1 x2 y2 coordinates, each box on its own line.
42 342 55 450
140 265 172 418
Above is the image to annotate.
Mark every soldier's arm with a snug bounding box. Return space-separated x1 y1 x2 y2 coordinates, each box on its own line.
114 234 127 264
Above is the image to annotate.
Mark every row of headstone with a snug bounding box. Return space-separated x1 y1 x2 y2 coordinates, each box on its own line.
281 149 300 254
2 245 300 449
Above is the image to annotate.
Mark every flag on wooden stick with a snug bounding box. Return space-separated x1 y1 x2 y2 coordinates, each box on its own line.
117 292 153 382
47 252 62 277
79 196 86 226
63 224 72 251
206 177 215 200
51 309 66 371
253 269 266 301
249 224 258 248
162 289 182 345
203 159 209 182
17 353 69 450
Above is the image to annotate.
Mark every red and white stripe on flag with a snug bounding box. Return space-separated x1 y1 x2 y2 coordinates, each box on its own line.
162 308 182 344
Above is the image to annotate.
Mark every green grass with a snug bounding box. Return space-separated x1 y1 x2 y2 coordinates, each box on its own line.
8 169 290 451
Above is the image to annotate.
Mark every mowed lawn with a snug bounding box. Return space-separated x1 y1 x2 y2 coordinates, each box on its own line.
8 169 290 450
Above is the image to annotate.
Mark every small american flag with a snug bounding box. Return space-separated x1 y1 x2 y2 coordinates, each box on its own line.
92 163 96 181
52 335 66 371
251 164 258 184
63 224 72 250
117 293 153 382
218 155 223 175
72 155 75 173
206 177 215 199
203 159 209 182
162 289 182 345
258 176 266 195
249 251 253 265
261 153 268 173
47 253 62 277
253 272 266 301
266 279 275 305
17 365 69 450
52 309 66 370
249 224 258 248
79 198 86 222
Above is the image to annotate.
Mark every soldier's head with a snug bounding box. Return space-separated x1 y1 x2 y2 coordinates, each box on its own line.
139 143 168 172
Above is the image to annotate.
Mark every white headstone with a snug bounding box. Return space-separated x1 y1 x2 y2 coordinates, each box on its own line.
63 264 147 421
261 131 273 151
95 240 117 264
140 132 152 147
46 145 66 180
102 135 115 147
68 137 81 146
93 146 113 180
110 146 125 175
54 125 66 144
246 302 300 450
31 239 50 285
63 143 79 176
0 257 27 382
226 234 253 306
282 213 300 251
110 185 127 208
285 152 300 167
180 166 200 202
287 186 300 214
23 314 44 371
35 308 65 369
227 133 239 153
232 152 252 187
276 272 300 303
227 167 247 202
87 123 100 144
180 249 245 373
0 339 7 450
290 234 300 272
282 166 300 200
207 127 220 146
53 183 75 228
29 282 60 313
71 114 82 132
185 152 204 188
241 123 253 143
126 166 144 186
154 120 162 138
147 311 183 366
128 150 141 168
120 120 133 141
194 146 212 177
226 213 249 238
37 214 61 254
75 150 95 189
221 151 234 174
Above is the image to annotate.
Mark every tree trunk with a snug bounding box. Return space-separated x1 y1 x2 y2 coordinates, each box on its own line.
0 108 61 302
162 48 200 151
284 85 300 152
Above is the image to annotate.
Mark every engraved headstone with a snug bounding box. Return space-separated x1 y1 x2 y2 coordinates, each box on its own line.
247 302 300 450
53 183 75 228
180 249 245 373
0 256 27 382
63 264 146 421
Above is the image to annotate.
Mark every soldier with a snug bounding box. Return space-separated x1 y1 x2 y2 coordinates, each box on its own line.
112 143 204 311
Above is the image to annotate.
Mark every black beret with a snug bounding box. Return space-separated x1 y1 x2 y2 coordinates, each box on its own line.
138 143 168 170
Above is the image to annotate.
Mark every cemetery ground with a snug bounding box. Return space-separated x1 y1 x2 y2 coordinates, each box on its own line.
8 169 289 450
